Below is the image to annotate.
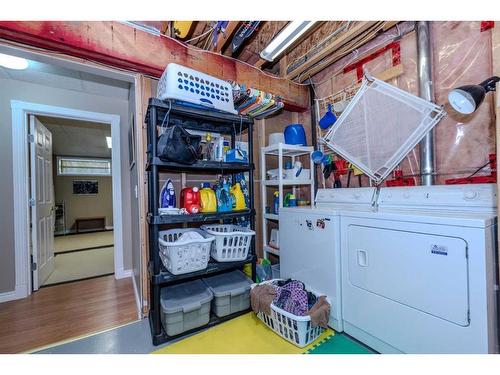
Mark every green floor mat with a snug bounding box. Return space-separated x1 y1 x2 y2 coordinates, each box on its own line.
305 333 374 354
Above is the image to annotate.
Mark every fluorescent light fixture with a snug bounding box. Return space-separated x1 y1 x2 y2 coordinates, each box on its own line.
260 21 317 62
106 136 112 149
0 53 29 70
448 76 500 114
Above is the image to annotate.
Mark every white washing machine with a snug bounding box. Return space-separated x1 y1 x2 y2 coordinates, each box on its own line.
340 184 499 353
279 187 377 332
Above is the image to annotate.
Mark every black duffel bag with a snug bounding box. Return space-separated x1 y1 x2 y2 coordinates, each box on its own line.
157 124 201 164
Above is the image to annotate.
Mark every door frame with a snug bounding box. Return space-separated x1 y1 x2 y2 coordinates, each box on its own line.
11 100 124 298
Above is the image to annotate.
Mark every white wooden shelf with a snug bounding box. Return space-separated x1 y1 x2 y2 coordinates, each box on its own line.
263 245 280 257
264 179 314 186
264 213 279 221
260 142 315 260
262 143 312 157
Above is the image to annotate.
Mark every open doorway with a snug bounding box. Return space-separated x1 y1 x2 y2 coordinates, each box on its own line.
0 47 142 352
31 115 116 288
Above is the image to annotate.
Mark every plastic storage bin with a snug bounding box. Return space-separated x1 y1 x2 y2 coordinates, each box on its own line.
203 270 253 317
251 279 324 348
200 224 255 262
158 228 214 275
160 279 214 336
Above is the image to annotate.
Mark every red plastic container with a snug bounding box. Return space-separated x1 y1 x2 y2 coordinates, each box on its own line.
180 187 201 214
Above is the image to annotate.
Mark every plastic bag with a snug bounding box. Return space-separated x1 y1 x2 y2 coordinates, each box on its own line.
256 259 273 283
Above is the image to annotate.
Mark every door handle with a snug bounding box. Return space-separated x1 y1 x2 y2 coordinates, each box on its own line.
357 249 368 267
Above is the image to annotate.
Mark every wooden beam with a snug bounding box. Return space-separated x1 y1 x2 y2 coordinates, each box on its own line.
492 23 499 287
213 21 240 53
352 63 404 90
254 58 267 69
0 21 309 111
285 21 379 80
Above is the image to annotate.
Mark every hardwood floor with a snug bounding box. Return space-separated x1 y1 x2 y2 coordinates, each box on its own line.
0 275 138 353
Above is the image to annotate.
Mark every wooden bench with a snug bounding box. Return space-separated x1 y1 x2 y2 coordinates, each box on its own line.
75 216 106 233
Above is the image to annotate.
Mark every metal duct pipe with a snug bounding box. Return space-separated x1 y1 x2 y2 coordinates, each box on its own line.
417 21 435 186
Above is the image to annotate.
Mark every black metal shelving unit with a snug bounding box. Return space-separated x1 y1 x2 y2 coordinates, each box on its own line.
146 98 256 346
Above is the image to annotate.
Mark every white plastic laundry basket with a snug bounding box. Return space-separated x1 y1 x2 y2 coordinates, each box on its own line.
251 280 324 348
158 228 214 275
200 224 255 262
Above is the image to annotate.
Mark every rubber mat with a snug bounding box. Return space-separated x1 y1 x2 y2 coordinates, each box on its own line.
305 333 374 354
152 312 334 354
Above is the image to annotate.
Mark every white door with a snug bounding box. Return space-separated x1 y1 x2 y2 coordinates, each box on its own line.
30 115 55 290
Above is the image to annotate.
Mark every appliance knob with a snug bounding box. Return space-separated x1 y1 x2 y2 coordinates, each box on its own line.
464 191 478 200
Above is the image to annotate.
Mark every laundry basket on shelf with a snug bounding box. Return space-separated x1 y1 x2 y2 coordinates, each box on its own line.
158 228 214 275
251 280 325 348
200 224 255 262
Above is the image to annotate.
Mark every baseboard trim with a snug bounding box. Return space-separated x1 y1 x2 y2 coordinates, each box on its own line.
115 268 133 279
0 284 27 304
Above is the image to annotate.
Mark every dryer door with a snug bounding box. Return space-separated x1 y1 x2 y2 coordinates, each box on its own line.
347 225 469 326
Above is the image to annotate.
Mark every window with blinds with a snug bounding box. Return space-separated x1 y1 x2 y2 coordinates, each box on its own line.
57 157 112 176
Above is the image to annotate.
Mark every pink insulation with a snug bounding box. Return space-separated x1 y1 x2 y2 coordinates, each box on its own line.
432 21 495 184
311 21 496 187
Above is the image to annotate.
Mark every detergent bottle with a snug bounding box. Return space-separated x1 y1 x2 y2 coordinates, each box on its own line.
180 187 201 214
216 178 232 212
273 191 279 214
230 182 246 210
200 182 217 213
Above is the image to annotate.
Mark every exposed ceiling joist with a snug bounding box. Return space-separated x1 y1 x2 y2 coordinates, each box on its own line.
214 21 240 53
285 21 379 81
0 21 310 111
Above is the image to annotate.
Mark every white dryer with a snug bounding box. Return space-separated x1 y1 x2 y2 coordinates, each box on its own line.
340 184 499 353
279 187 377 332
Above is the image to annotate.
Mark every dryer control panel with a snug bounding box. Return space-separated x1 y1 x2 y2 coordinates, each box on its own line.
378 184 497 212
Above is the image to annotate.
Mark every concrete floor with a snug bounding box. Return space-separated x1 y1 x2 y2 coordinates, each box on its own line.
36 319 165 354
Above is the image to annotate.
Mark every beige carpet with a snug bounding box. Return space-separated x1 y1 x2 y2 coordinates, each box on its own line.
43 247 115 286
54 231 114 253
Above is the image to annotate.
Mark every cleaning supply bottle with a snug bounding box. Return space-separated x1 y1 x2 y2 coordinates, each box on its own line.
230 182 246 210
202 133 214 161
216 178 232 212
200 182 217 213
273 191 279 215
180 187 201 214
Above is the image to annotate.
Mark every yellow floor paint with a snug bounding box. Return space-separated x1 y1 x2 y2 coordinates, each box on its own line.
153 312 334 354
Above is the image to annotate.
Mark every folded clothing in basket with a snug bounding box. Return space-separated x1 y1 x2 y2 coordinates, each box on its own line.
177 231 204 242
